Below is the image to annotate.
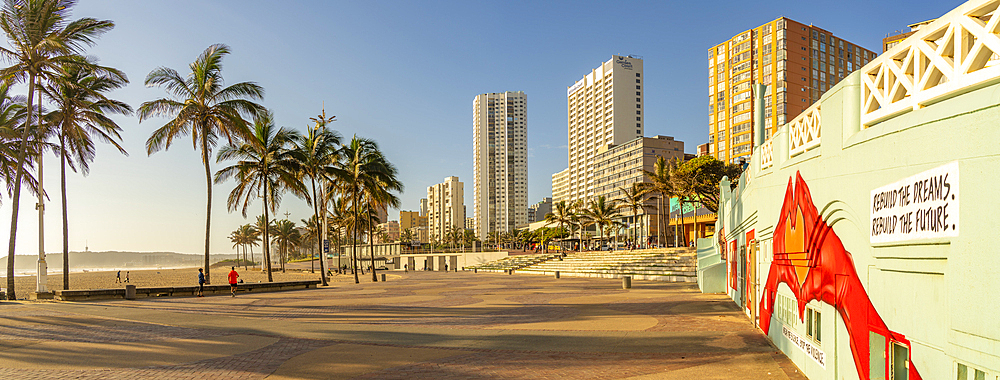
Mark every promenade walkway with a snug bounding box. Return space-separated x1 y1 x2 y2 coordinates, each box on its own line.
0 271 804 379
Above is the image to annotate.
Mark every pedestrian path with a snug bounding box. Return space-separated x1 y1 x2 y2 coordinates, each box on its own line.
0 271 804 379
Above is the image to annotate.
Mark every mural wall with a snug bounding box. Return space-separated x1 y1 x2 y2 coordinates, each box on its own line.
705 2 1000 379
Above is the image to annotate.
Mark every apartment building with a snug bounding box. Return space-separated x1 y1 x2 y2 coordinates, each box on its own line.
526 197 552 223
708 17 876 163
592 136 683 200
427 176 465 243
375 221 399 243
556 55 644 203
399 211 427 231
473 92 528 239
551 168 571 203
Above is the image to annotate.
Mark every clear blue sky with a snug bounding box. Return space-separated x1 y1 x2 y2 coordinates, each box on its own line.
0 0 960 255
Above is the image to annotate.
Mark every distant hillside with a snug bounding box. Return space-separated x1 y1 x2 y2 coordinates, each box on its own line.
0 251 238 270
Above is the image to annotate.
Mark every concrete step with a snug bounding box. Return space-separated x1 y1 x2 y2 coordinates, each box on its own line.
519 270 697 282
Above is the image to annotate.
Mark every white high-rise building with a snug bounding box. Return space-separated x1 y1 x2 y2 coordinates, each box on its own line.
558 55 644 202
473 91 528 239
427 176 464 243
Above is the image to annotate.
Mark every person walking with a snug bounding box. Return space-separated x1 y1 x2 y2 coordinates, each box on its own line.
125 271 130 283
197 268 206 297
228 267 239 297
115 271 121 284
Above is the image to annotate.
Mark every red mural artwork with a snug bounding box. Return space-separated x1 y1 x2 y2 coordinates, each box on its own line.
729 240 738 290
758 172 921 380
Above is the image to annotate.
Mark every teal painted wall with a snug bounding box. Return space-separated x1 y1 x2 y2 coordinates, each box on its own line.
707 65 1000 379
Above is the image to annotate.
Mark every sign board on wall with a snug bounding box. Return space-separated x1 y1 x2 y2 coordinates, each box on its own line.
783 326 826 368
870 162 959 244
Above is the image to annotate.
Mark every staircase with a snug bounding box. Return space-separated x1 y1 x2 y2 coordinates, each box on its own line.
465 253 561 272
517 248 697 282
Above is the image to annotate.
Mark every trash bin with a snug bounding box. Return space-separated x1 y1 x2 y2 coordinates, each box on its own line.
622 276 632 289
554 271 560 279
380 273 386 282
125 285 136 300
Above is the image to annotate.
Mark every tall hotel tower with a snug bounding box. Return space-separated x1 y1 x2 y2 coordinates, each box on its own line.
473 92 528 239
553 55 644 203
708 18 876 163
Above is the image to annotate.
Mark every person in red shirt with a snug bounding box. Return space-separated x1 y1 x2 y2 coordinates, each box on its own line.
228 267 239 297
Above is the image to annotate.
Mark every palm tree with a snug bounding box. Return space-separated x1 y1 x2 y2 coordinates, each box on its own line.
671 165 697 246
330 136 401 284
138 44 265 284
544 200 576 251
214 111 305 282
0 81 37 202
292 107 339 285
228 228 242 267
400 228 415 245
300 215 319 273
616 184 649 250
237 224 256 269
41 59 131 289
248 221 264 269
582 196 622 250
328 195 355 272
0 0 114 300
272 219 299 272
643 156 679 248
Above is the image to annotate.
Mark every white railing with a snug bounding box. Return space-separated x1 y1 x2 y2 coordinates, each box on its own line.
788 104 821 157
760 138 774 169
862 0 1000 127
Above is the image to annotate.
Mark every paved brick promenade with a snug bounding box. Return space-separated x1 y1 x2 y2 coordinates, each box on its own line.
0 271 805 379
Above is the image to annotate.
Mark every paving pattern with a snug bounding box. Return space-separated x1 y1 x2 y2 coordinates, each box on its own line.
0 271 807 379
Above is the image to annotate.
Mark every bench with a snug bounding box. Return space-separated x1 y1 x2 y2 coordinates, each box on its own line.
51 280 321 301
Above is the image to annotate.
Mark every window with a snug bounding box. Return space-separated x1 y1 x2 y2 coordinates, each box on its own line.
636 91 641 96
636 117 640 121
636 73 640 77
636 79 641 83
636 110 641 115
806 307 821 343
956 362 995 380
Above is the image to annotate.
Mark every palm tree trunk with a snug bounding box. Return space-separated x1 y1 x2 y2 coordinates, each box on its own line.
674 199 681 248
319 186 330 284
310 177 320 279
351 186 359 284
202 135 213 284
61 129 69 289
6 73 38 300
370 218 378 282
655 194 662 248
262 179 273 282
243 243 247 270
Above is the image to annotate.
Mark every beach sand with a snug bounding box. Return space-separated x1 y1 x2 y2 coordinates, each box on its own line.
1 265 360 300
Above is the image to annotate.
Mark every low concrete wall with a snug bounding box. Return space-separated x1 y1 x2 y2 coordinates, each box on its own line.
696 237 726 293
52 280 321 301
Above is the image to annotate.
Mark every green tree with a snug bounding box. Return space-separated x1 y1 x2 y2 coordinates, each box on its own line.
676 155 742 213
272 219 300 272
214 111 305 282
642 156 680 247
0 81 38 202
41 60 131 289
582 195 622 250
300 215 319 273
292 107 339 284
0 0 114 300
138 44 265 284
330 136 401 284
400 228 415 245
615 183 649 250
